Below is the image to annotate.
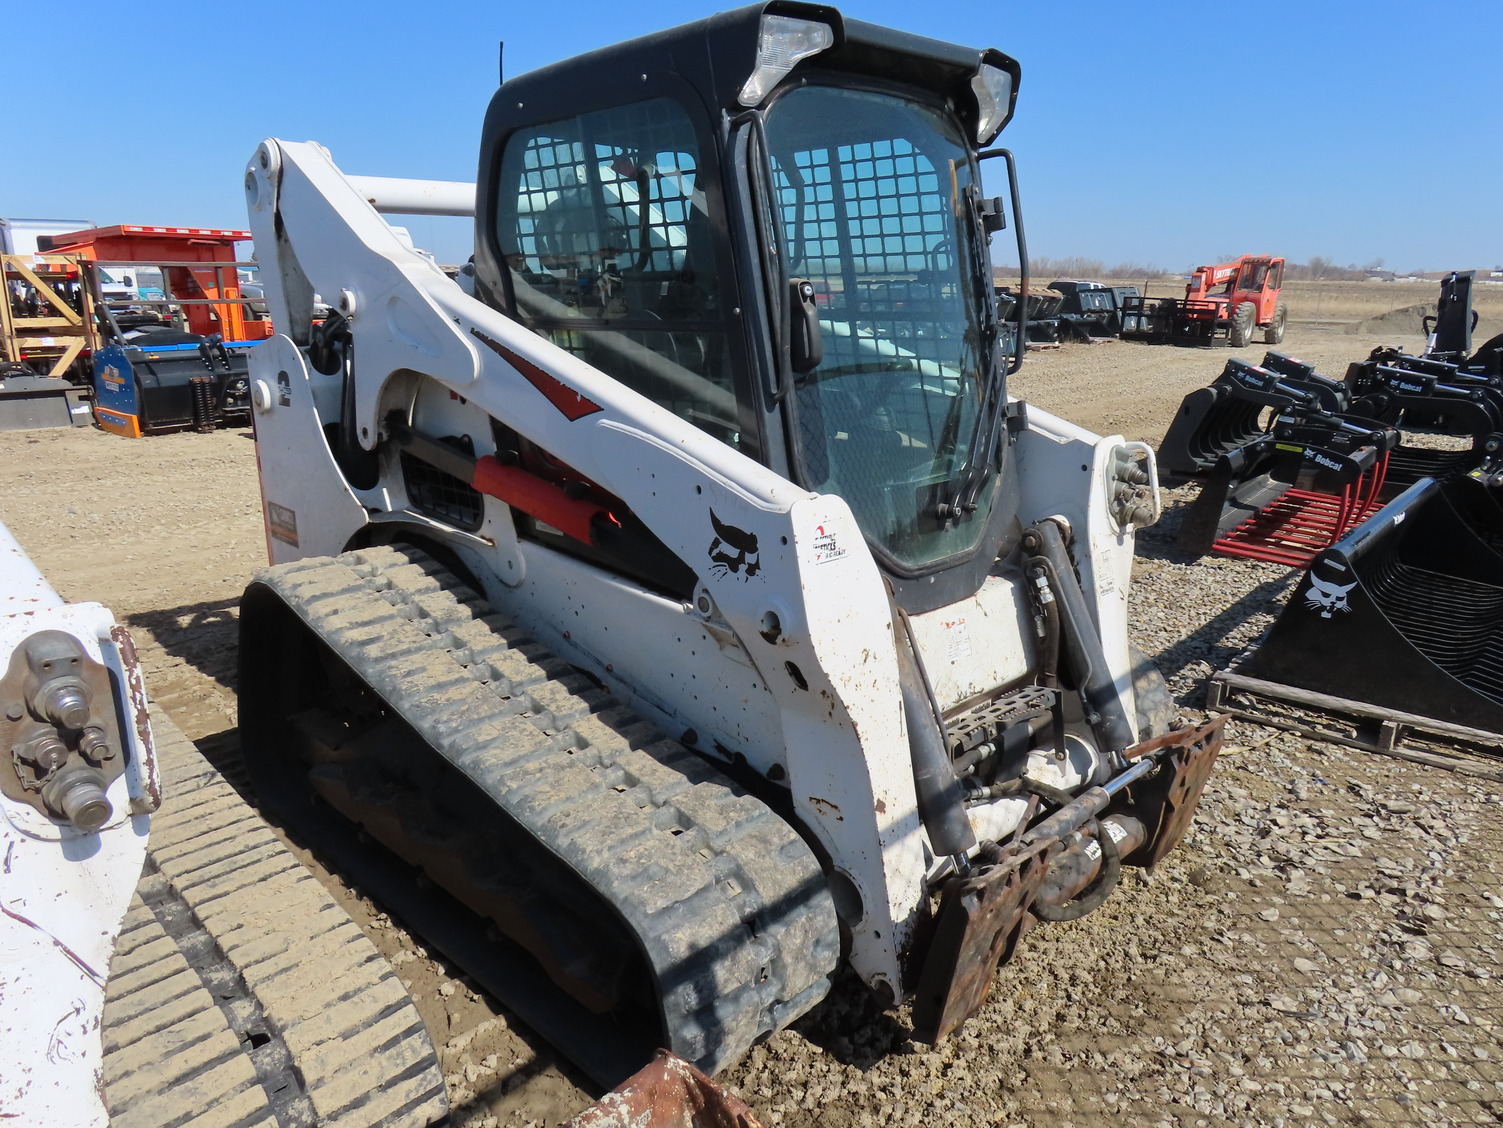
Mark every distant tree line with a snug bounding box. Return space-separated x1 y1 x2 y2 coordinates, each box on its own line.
992 256 1174 280
1280 256 1388 281
995 255 1404 282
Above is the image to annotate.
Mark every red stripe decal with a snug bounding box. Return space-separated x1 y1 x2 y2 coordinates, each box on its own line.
471 328 602 421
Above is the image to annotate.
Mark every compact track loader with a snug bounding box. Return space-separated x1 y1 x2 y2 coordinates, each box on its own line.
237 4 1225 1086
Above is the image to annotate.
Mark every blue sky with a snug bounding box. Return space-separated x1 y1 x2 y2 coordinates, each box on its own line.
4 0 1499 273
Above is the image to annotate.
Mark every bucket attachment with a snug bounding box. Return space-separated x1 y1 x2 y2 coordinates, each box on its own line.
0 367 92 431
994 288 1068 345
562 1051 765 1128
1048 280 1136 338
1211 476 1503 755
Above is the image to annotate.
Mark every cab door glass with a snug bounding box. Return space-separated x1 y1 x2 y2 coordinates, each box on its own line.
762 83 996 571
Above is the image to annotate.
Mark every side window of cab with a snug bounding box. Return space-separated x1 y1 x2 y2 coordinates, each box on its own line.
495 98 741 449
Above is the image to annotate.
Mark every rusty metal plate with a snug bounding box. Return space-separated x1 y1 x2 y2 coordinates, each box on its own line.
910 850 1049 1045
562 1051 763 1128
1123 713 1229 869
0 629 128 820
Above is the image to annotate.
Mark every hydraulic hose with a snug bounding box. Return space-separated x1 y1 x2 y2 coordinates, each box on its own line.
1031 818 1120 922
965 772 1128 920
1024 554 1061 691
893 606 976 860
1026 519 1138 761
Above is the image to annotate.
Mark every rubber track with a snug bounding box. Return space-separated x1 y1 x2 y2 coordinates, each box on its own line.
254 545 839 1073
102 711 448 1128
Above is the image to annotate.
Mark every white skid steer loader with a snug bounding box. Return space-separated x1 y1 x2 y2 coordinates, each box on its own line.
238 2 1226 1089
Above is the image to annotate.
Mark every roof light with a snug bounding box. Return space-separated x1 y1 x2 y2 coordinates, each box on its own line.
971 64 1014 144
738 15 835 107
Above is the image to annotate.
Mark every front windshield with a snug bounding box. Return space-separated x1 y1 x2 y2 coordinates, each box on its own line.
763 84 1000 571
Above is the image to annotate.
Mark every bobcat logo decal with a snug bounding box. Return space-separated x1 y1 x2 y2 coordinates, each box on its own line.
1303 573 1357 618
708 510 760 579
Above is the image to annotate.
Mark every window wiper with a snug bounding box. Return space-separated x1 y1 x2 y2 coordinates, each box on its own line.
936 185 1004 522
937 148 1030 523
937 359 1005 521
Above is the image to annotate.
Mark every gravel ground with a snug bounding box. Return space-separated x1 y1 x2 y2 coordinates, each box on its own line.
3 326 1499 1127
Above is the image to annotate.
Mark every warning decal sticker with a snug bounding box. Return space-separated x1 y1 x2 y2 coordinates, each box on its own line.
812 524 847 566
268 502 299 547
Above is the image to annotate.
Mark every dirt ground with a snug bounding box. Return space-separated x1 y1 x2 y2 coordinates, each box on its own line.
3 322 1501 1127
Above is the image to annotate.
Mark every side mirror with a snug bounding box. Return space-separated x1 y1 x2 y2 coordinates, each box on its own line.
789 278 823 374
977 195 1006 235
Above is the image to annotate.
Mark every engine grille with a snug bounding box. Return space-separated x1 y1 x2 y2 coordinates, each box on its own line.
402 450 484 532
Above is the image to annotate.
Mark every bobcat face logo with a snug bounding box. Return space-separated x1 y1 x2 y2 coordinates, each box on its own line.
708 510 760 579
1303 573 1356 618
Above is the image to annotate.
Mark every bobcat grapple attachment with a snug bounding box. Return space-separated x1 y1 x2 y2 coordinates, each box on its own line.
1167 351 1503 564
1210 474 1503 757
1175 425 1394 566
1158 354 1350 479
1342 347 1503 490
1165 357 1396 565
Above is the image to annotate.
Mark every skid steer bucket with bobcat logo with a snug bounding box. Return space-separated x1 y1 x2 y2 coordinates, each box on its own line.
1209 475 1503 754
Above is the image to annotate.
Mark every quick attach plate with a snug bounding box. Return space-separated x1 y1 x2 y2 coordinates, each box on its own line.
910 712 1228 1044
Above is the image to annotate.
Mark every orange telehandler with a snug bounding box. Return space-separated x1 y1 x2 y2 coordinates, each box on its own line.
1122 254 1286 347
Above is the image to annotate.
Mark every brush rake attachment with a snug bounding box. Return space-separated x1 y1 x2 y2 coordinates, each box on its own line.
1166 351 1503 565
1159 354 1349 478
1176 408 1396 567
1343 349 1503 491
